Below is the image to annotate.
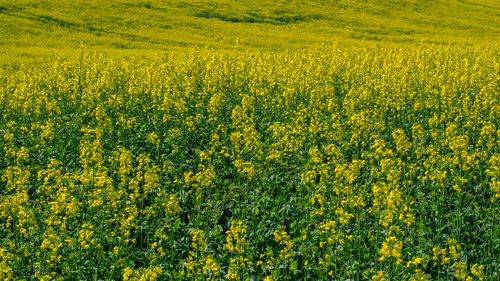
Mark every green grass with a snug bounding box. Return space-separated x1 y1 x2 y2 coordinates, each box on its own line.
1 0 499 64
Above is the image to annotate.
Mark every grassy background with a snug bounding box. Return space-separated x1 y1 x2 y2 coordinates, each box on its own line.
1 0 499 64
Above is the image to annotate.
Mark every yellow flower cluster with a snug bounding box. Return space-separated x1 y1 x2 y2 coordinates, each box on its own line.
123 266 162 281
225 220 249 254
378 236 403 263
182 228 220 279
273 228 294 262
191 229 207 249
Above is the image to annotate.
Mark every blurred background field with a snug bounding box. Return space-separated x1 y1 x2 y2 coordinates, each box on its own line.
0 0 499 64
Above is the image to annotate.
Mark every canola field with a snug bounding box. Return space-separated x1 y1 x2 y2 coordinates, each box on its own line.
1 0 499 64
0 44 498 280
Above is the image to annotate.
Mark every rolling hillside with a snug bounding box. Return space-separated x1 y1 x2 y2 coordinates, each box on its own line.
0 0 499 63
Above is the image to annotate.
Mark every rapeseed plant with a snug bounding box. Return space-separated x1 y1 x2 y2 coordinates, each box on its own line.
0 44 498 280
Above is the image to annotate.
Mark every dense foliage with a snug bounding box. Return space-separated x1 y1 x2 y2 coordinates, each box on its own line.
0 44 499 280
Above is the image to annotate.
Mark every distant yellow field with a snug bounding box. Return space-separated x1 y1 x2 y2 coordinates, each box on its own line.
0 0 499 64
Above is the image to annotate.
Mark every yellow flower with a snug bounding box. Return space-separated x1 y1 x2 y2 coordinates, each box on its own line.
147 132 160 146
226 220 249 254
379 236 402 261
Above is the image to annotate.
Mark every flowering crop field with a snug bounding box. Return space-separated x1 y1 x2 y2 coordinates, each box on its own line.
0 44 499 280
